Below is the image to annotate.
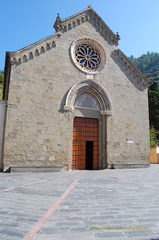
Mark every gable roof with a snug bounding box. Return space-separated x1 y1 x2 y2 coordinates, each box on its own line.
53 5 120 46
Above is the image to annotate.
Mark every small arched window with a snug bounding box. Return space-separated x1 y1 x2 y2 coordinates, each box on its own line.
29 52 34 60
46 44 51 51
35 49 39 57
52 41 56 48
18 58 22 64
12 58 17 64
40 46 45 54
23 55 28 63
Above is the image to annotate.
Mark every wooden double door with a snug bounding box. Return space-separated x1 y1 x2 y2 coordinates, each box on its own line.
72 117 99 170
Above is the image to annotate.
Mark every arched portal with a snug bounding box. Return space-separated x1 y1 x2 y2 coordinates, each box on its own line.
64 80 112 170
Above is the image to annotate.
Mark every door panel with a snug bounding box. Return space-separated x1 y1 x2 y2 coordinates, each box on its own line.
72 117 99 170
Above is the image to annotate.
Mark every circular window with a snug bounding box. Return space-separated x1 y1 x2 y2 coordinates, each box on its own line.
71 37 106 74
75 44 100 70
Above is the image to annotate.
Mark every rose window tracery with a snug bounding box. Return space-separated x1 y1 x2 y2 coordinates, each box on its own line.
75 44 101 71
70 37 106 74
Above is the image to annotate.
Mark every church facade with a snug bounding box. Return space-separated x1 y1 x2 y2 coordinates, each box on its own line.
1 7 150 172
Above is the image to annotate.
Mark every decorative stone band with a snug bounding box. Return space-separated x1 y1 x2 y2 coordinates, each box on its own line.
115 49 150 89
9 33 61 65
70 37 106 74
53 7 120 46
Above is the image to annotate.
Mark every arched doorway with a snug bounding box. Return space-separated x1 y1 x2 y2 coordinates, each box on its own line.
64 80 112 170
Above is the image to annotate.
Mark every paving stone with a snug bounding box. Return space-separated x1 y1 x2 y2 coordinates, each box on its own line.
32 233 61 240
95 231 127 238
0 229 24 238
58 232 96 240
124 229 158 237
136 218 159 223
110 218 139 224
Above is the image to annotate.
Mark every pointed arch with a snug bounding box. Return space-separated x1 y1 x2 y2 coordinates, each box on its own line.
29 52 34 60
40 46 45 54
52 41 56 48
64 80 112 116
35 49 40 57
12 58 17 65
46 44 51 51
18 58 22 64
23 55 28 63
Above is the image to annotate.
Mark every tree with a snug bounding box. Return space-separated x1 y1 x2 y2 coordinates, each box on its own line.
130 55 134 60
148 81 159 130
130 52 159 82
0 71 4 84
150 128 159 147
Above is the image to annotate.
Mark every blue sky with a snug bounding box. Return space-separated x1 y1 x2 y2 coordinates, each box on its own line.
0 0 159 70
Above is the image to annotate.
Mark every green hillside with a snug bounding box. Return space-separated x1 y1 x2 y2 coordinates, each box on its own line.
130 52 159 146
130 52 159 82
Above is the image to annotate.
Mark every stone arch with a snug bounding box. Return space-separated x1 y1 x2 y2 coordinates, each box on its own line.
40 46 45 54
29 52 34 60
67 80 111 170
46 43 51 51
35 49 40 57
12 58 17 65
77 19 80 25
23 55 28 63
52 41 56 48
64 80 112 116
18 58 22 64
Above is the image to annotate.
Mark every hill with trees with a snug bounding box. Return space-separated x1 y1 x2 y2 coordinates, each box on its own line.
129 52 159 82
129 52 159 147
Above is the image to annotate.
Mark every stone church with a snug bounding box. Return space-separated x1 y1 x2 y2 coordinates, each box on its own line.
0 6 150 172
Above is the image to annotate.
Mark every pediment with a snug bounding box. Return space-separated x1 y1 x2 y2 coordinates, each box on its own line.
53 6 120 46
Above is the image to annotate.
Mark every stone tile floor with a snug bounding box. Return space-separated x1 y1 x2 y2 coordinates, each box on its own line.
0 165 159 240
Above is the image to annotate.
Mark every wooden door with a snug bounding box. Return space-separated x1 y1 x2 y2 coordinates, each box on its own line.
72 117 99 170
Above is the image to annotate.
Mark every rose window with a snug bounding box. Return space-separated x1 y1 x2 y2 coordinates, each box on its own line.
75 44 101 71
71 37 106 74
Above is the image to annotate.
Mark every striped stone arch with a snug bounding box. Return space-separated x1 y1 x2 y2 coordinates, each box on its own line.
64 80 112 116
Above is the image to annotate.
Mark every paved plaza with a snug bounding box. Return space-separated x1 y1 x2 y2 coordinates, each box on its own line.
0 165 159 240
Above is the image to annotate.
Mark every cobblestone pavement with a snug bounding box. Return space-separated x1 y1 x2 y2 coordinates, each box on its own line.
0 165 159 240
